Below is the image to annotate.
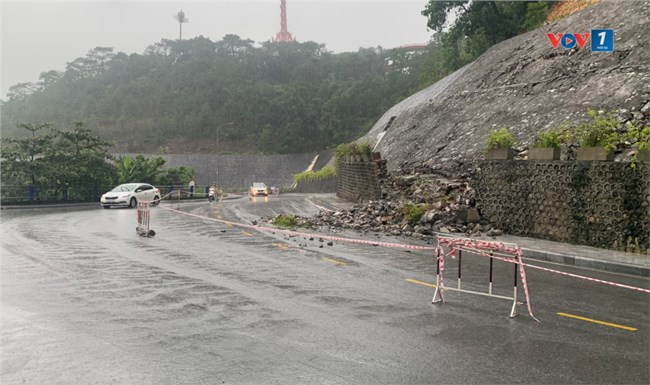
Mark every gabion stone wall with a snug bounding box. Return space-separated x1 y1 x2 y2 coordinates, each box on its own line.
477 161 650 253
337 160 386 203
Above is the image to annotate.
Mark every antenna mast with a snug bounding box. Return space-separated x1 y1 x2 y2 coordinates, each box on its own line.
175 10 189 40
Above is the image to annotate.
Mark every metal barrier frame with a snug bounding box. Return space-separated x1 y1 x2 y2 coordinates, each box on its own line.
136 201 152 236
432 235 539 321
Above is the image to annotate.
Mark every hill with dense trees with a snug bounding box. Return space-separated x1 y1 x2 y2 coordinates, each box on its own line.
1 0 561 155
1 37 441 154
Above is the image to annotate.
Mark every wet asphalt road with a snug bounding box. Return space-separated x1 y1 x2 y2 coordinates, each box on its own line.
1 194 648 384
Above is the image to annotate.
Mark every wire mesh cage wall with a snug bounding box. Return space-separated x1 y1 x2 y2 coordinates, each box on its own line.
477 161 650 253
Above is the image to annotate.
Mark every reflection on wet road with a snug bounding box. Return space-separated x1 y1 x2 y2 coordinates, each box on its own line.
1 196 648 384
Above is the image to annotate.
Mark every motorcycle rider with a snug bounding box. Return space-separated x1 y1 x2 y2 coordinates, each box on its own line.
208 182 218 202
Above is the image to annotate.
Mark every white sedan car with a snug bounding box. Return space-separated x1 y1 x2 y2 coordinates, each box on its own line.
100 183 161 209
249 182 269 197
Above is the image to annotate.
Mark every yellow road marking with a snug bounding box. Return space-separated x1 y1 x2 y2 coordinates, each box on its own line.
406 281 636 331
557 312 637 332
406 279 438 288
242 231 253 237
272 243 290 249
323 258 347 266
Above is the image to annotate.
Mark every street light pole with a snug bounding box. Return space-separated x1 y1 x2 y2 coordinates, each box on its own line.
216 122 234 186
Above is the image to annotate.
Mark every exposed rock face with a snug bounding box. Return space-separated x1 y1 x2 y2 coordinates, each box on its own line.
361 0 650 173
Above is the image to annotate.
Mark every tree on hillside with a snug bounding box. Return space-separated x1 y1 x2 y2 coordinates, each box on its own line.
1 122 118 200
0 123 52 185
422 1 550 72
158 166 195 186
7 82 40 100
115 155 195 186
423 1 548 36
215 34 255 58
116 155 166 184
39 70 63 90
43 122 117 190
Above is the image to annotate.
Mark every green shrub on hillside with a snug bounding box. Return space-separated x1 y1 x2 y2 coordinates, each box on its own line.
357 142 373 157
335 143 356 160
335 141 373 161
402 203 428 226
272 214 297 228
627 124 650 151
293 166 337 184
485 128 516 152
531 128 566 149
570 109 620 151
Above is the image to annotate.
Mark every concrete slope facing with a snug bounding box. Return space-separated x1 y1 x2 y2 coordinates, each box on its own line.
362 0 650 172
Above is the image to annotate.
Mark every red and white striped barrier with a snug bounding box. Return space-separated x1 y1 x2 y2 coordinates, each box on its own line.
434 235 540 322
136 201 153 236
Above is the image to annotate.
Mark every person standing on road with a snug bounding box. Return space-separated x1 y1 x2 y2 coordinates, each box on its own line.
189 178 195 198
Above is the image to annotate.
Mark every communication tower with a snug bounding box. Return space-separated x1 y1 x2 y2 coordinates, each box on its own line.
274 0 294 42
174 10 189 40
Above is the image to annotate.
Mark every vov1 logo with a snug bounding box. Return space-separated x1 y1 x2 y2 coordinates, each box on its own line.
547 33 590 49
547 29 614 52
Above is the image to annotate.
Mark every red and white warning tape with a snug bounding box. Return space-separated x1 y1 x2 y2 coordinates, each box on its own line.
158 206 650 294
162 206 436 250
522 262 650 294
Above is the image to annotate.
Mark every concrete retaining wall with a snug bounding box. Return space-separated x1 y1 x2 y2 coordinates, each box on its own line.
311 148 336 171
476 161 650 253
294 176 338 194
119 153 315 190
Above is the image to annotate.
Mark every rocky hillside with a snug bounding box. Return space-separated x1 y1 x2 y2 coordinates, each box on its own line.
362 0 650 173
276 1 649 244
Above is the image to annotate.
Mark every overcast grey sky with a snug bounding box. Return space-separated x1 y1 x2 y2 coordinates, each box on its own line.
1 0 433 99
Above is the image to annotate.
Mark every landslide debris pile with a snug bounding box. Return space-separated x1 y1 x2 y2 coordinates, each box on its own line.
362 0 650 173
265 166 502 240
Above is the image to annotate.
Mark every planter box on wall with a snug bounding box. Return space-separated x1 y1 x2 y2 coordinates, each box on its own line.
528 147 560 160
485 148 514 160
576 147 614 161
